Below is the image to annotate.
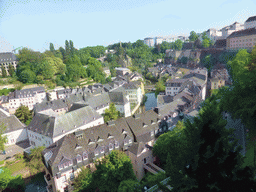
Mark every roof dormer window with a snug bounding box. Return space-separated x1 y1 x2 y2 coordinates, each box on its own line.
58 164 63 170
143 123 147 127
109 143 113 151
76 155 82 163
100 147 104 154
122 129 127 134
95 150 99 156
83 152 88 160
115 141 119 149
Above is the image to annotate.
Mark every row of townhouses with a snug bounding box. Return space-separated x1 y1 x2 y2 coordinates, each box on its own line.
144 15 256 52
144 36 189 47
41 110 165 192
0 52 18 76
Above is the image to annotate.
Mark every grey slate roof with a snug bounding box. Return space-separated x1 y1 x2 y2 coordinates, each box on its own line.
123 82 140 90
128 142 145 156
109 92 128 105
227 28 256 39
155 98 185 118
0 95 9 103
85 93 110 110
0 115 25 134
157 95 173 106
0 108 9 118
42 117 133 176
42 109 162 177
9 87 45 99
28 106 102 138
125 110 159 143
245 16 256 23
0 52 18 64
34 99 69 114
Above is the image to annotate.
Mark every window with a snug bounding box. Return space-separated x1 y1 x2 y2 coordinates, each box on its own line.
83 152 88 160
58 164 63 170
151 131 154 137
115 141 119 148
77 155 82 163
109 143 113 151
69 160 73 166
100 147 104 154
129 139 132 144
95 150 99 156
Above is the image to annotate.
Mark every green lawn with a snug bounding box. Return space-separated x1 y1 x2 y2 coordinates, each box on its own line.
5 159 27 174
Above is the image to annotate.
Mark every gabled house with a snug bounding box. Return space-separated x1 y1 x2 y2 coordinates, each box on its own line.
8 86 46 114
42 117 134 192
27 105 104 148
226 28 256 51
108 91 131 117
0 108 27 146
42 110 162 191
0 52 18 76
165 79 186 96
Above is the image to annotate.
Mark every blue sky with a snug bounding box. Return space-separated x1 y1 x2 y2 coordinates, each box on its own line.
0 0 255 52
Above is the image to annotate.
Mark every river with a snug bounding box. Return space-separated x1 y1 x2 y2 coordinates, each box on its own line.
144 92 157 111
25 172 47 192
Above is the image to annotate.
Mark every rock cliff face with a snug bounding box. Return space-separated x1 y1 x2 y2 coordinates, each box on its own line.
165 49 201 65
118 54 132 67
165 48 226 66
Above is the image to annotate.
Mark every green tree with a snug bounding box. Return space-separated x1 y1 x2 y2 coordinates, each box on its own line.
8 64 15 77
92 150 136 192
247 45 256 71
153 121 186 165
0 168 11 191
73 168 93 192
45 56 66 75
0 167 25 191
0 123 7 152
19 69 36 83
203 54 214 72
49 43 55 53
1 66 7 78
65 40 70 59
176 96 256 191
14 105 32 125
27 146 46 175
104 103 119 122
118 179 142 192
174 39 183 50
69 40 75 56
155 79 165 96
189 31 199 42
217 49 256 143
202 38 210 48
180 57 188 64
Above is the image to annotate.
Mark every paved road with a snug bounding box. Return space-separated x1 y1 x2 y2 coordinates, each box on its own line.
0 140 30 161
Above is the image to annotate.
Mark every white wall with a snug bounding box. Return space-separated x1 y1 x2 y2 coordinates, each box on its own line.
27 130 53 148
123 102 131 117
165 87 180 96
4 128 28 146
96 106 109 115
54 169 73 192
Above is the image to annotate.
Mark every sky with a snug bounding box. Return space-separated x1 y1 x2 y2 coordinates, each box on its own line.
0 0 256 53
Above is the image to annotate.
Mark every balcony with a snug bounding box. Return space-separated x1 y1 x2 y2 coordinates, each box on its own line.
46 185 53 192
44 174 51 185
